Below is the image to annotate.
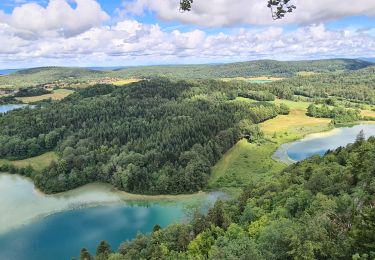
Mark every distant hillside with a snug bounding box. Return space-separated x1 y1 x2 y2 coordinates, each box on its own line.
114 59 373 79
0 67 106 88
0 59 372 88
357 57 375 63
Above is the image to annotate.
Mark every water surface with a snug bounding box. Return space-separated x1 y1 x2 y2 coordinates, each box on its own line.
274 124 375 163
0 69 19 75
0 104 27 113
0 174 222 260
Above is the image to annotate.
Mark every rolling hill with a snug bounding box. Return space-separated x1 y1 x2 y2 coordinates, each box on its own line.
0 59 373 89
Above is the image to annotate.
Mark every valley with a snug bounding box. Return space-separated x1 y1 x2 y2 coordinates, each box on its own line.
0 59 374 259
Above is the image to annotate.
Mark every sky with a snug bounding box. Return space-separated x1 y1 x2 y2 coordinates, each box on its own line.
0 0 374 68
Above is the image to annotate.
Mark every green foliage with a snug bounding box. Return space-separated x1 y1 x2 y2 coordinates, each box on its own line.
14 88 51 97
307 104 362 123
0 59 371 88
0 79 281 194
238 90 275 101
96 240 112 259
80 248 92 260
277 103 290 115
104 137 375 260
152 224 162 233
281 66 375 104
0 95 21 105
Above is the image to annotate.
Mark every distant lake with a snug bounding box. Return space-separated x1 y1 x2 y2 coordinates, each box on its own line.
274 124 375 163
0 104 27 113
0 69 20 75
0 174 224 260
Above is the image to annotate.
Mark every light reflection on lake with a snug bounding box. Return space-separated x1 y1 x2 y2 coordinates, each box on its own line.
273 124 375 163
0 104 27 113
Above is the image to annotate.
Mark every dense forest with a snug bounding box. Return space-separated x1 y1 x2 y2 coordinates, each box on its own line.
0 79 287 194
0 95 21 105
0 59 372 88
84 137 375 260
268 66 375 104
307 104 362 124
14 87 52 97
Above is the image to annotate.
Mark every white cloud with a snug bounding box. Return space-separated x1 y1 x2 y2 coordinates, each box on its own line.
123 0 375 27
0 19 374 68
0 0 109 38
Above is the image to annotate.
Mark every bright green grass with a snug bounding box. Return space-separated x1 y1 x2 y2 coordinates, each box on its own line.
209 98 333 192
0 152 58 172
209 139 285 190
271 98 311 110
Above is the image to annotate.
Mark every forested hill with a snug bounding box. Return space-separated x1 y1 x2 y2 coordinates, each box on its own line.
0 59 372 88
89 137 375 260
114 58 373 79
0 67 105 88
0 79 285 194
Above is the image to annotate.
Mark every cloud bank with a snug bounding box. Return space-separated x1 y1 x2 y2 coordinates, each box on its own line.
1 19 374 67
0 0 109 38
124 0 375 27
0 0 374 67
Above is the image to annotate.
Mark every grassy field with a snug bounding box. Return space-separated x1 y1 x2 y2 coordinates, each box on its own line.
16 89 74 103
112 78 141 86
209 139 285 190
361 109 375 117
260 109 331 134
221 76 284 82
296 71 318 76
209 99 332 192
0 152 58 172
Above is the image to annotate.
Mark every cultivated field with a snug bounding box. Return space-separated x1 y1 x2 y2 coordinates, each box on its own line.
16 89 74 103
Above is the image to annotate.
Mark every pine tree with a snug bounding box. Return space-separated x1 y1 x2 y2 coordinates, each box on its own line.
80 248 92 260
153 224 162 233
96 240 112 258
356 130 365 143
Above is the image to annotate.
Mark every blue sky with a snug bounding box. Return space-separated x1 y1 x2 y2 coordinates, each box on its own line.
0 0 374 68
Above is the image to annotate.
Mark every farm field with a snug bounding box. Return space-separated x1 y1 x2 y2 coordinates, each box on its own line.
112 78 142 86
221 76 284 82
16 89 75 103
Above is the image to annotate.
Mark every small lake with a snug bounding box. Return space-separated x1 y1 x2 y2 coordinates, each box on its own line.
0 104 27 113
0 174 224 260
0 69 19 75
274 124 375 163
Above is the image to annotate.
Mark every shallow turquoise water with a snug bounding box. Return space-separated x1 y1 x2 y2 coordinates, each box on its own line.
0 203 185 260
0 174 222 260
280 124 375 162
0 104 26 113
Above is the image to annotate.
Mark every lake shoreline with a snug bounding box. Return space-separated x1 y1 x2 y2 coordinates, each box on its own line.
0 173 224 235
272 123 375 164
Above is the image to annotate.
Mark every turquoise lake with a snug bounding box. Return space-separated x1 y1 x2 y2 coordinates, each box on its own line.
0 174 223 260
274 124 375 163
